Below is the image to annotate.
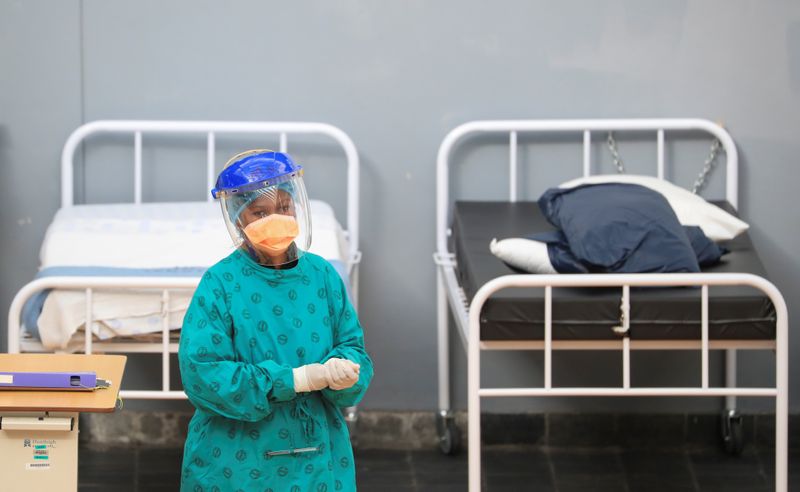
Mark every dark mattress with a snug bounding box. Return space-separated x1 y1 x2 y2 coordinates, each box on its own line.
452 201 776 341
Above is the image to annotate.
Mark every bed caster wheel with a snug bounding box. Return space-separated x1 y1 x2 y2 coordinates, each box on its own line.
721 410 744 456
436 412 461 455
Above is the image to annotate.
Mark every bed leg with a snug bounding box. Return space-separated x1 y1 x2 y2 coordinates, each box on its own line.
721 349 743 455
724 349 737 412
436 410 460 455
436 269 450 415
721 408 743 456
436 270 460 454
351 262 360 312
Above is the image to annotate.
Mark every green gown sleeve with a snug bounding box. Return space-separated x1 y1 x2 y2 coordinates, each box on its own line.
320 268 374 407
179 273 296 422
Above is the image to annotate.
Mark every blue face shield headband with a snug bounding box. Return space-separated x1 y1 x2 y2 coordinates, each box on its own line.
211 150 303 199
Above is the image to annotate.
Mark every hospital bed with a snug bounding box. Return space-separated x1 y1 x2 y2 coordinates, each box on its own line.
6 120 362 429
433 119 788 491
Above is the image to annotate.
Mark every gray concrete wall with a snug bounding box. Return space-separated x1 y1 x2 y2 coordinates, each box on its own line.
1 0 799 414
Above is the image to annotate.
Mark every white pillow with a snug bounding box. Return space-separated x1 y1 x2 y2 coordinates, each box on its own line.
558 175 749 241
489 238 558 274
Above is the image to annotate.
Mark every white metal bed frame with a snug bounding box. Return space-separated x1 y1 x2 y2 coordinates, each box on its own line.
433 119 788 491
7 120 362 406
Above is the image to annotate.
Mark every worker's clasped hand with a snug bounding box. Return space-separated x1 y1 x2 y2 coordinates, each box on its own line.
292 358 360 393
323 358 360 390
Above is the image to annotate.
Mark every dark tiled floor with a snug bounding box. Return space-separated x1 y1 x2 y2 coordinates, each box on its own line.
78 444 798 491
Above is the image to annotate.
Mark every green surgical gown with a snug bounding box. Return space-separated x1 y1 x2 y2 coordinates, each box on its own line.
179 250 373 492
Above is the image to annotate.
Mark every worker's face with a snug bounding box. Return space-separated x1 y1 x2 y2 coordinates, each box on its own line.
238 189 299 260
238 189 296 227
220 174 311 268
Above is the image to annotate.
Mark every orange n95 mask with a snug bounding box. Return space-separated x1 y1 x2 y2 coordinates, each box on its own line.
243 214 299 254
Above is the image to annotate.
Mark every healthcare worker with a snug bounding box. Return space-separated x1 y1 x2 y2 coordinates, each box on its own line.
179 149 373 491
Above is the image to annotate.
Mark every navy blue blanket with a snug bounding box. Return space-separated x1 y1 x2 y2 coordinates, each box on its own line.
534 183 726 274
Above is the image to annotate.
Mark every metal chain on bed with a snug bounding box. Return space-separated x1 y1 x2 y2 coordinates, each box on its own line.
690 138 723 194
606 132 626 173
606 131 724 193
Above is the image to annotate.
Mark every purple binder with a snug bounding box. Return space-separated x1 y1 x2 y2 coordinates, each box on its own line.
0 371 98 391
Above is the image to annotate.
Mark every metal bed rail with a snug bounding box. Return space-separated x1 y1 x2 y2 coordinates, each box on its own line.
7 276 199 400
465 273 788 492
436 118 738 256
60 120 362 290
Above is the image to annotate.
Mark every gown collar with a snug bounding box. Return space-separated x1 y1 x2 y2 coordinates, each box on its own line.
234 248 308 283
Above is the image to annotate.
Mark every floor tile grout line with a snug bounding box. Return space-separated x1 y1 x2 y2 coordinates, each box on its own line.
753 445 773 491
614 448 631 492
545 447 560 492
405 450 419 492
134 447 140 492
684 448 702 492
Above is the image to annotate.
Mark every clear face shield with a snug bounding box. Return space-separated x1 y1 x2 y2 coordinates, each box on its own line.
216 151 312 267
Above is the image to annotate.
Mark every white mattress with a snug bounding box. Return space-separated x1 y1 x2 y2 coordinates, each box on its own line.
34 200 349 351
41 199 347 268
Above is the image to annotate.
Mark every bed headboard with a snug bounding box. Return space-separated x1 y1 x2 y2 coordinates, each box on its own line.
435 118 738 255
61 120 360 260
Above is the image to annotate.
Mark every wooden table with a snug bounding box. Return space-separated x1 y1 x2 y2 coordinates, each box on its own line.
0 354 126 492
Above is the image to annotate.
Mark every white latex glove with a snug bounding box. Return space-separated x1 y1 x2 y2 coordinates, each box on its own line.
323 358 360 390
292 363 329 392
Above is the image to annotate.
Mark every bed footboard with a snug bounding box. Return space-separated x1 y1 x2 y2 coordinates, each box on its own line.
7 276 199 400
465 273 788 492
